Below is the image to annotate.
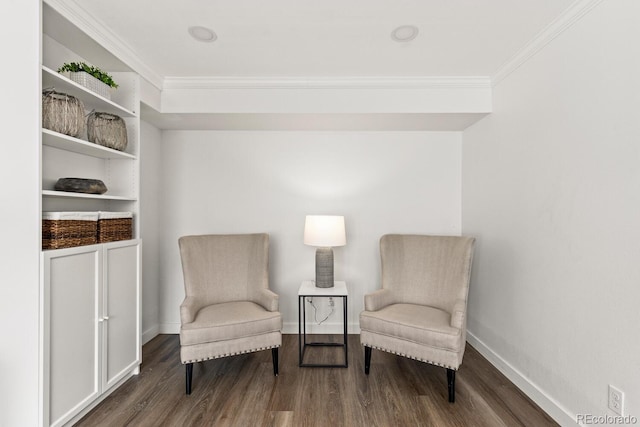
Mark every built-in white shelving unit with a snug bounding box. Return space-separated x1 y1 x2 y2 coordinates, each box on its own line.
40 2 142 426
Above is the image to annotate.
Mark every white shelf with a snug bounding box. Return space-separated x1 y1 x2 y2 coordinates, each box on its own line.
42 129 136 160
42 66 136 117
42 190 137 201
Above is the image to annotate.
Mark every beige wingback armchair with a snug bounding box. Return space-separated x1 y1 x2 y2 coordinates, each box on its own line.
178 233 282 394
360 234 475 402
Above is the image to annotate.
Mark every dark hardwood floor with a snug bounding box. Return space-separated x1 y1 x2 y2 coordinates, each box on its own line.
76 334 557 427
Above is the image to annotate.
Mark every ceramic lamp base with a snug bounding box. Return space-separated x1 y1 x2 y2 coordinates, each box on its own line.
315 247 334 288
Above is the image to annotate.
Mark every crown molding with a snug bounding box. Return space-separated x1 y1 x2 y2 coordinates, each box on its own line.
44 0 164 89
163 76 492 91
491 0 605 86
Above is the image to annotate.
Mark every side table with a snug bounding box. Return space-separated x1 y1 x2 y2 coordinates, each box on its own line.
298 280 348 368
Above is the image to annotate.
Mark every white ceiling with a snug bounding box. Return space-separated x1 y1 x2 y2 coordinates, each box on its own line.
75 0 574 79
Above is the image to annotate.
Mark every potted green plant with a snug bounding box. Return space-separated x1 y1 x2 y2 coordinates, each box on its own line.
58 62 118 99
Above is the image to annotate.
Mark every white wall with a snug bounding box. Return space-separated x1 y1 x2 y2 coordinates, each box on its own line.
462 0 640 424
140 121 162 343
0 2 41 426
158 131 461 333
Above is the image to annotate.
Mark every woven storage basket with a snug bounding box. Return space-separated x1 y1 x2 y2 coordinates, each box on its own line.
87 112 128 151
42 212 98 250
97 212 133 243
42 90 85 137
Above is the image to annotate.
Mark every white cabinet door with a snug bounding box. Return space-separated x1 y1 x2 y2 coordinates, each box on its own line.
43 240 141 426
43 246 101 427
102 240 141 390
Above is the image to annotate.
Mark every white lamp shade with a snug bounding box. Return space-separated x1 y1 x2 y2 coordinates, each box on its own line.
304 215 346 247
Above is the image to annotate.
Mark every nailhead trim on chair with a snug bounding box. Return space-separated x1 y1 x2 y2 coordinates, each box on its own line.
182 344 280 364
361 343 459 370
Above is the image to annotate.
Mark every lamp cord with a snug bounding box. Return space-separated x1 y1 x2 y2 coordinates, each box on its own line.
307 298 335 325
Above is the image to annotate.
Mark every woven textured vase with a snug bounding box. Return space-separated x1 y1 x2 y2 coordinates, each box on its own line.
42 90 85 137
87 112 128 151
315 247 334 288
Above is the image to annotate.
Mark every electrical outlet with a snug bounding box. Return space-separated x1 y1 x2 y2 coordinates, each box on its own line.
608 385 624 416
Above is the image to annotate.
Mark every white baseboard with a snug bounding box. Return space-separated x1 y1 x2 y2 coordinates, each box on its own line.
159 322 180 334
142 325 160 345
466 331 577 426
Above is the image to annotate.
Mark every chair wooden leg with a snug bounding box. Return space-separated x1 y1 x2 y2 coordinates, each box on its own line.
364 346 372 375
447 368 455 403
272 347 279 376
186 363 193 395
184 363 193 394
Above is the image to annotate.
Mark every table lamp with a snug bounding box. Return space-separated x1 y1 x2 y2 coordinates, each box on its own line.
304 215 346 288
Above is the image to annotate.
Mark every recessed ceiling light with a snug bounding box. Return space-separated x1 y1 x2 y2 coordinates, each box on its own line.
188 26 217 43
391 25 419 42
